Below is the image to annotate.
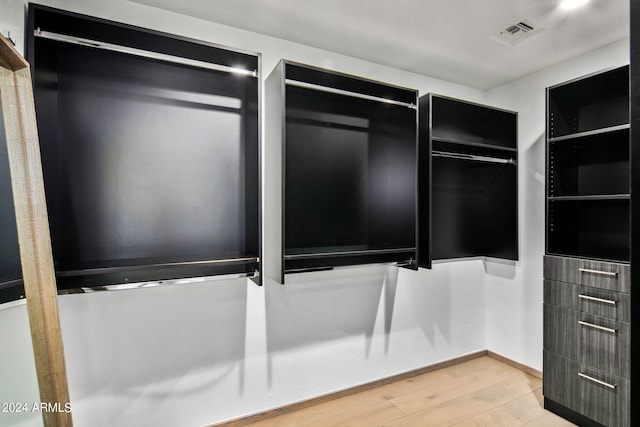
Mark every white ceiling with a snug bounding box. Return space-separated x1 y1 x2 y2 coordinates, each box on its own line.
132 0 629 90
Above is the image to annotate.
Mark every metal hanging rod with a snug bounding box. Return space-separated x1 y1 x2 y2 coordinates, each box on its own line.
34 29 258 77
432 150 516 165
284 247 416 260
55 256 260 277
57 270 259 295
285 79 417 109
285 259 414 274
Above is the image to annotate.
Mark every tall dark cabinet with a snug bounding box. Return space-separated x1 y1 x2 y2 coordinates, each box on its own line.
267 60 418 283
27 4 261 290
419 94 518 267
544 65 631 427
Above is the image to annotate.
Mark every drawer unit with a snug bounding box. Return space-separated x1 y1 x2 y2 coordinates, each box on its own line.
544 351 630 427
543 255 630 293
544 279 630 322
579 314 630 379
543 255 631 426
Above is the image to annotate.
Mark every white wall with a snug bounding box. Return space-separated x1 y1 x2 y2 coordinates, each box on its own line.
0 0 630 425
0 1 488 426
484 39 630 371
0 302 42 427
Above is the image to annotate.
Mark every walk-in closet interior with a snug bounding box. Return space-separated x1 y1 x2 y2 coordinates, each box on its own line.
0 1 634 426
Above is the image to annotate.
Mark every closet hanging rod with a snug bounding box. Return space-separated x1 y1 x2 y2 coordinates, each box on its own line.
55 256 260 277
285 259 414 274
57 270 259 295
34 29 258 77
284 247 416 260
432 150 516 165
285 79 417 109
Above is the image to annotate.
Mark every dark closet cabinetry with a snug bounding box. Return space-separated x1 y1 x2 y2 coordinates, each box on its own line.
419 94 518 267
544 65 631 427
267 60 418 283
27 5 261 290
547 66 630 262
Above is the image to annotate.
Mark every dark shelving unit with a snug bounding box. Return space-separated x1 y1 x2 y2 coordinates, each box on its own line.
267 60 418 283
544 64 631 427
546 65 631 263
419 94 518 266
27 4 261 290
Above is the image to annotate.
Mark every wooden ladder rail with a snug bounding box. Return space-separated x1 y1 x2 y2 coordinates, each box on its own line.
0 34 73 427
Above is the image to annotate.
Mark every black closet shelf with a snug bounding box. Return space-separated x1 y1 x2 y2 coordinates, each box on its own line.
546 251 630 265
548 194 630 201
53 256 260 291
431 136 518 152
548 124 630 143
284 247 415 260
55 256 260 277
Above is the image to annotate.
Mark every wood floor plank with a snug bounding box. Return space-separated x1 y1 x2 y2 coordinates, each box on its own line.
246 394 404 427
383 374 541 426
523 412 577 426
238 357 572 427
451 387 548 426
390 361 529 415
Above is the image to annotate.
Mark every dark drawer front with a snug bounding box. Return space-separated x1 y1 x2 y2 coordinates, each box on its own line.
578 365 630 427
543 255 630 292
543 351 580 413
544 351 630 427
543 304 578 360
579 314 630 379
544 279 630 322
579 286 630 322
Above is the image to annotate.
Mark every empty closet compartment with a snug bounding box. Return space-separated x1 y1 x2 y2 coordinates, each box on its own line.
274 60 418 278
431 142 517 261
548 127 629 197
547 199 630 262
430 94 517 149
28 5 261 290
421 94 518 264
548 65 629 138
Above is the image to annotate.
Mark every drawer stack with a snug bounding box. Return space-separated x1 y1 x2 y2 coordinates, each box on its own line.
543 255 630 427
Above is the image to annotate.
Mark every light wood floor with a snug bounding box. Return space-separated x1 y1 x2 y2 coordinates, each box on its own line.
240 356 576 426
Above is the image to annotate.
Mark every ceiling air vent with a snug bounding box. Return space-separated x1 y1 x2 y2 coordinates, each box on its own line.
490 19 542 46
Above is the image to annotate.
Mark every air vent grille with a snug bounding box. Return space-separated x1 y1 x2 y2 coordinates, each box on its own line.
491 19 542 46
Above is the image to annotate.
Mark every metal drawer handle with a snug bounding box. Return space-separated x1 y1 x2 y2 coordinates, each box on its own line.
579 268 618 278
578 372 617 389
578 294 617 305
578 320 616 334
